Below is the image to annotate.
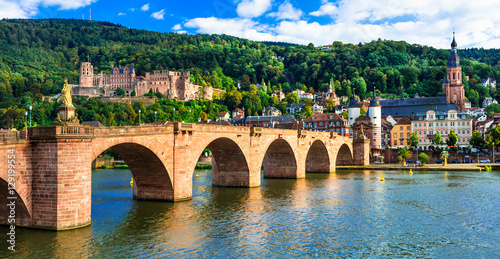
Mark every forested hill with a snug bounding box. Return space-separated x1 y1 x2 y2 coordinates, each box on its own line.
1 18 500 110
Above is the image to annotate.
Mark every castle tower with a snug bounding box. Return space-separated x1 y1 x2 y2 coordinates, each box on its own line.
348 89 360 127
368 89 382 148
79 62 93 87
443 32 465 112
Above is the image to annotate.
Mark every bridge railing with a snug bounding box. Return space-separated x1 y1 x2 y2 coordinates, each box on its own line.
29 126 95 139
0 131 19 142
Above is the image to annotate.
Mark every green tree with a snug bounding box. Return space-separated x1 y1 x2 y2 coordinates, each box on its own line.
418 153 429 164
469 130 485 148
441 151 449 164
446 130 458 147
431 132 443 146
485 103 500 114
116 87 125 97
407 132 419 150
340 110 348 119
398 148 411 163
285 92 299 104
199 111 208 121
325 97 335 112
486 125 500 147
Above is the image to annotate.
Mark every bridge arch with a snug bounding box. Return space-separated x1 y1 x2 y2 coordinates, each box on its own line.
335 143 354 166
192 137 251 187
0 178 30 225
306 140 331 173
92 142 173 200
262 139 298 178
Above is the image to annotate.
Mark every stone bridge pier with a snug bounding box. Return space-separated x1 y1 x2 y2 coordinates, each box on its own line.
0 123 369 230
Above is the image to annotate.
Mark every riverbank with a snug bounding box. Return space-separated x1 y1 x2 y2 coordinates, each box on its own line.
337 163 499 171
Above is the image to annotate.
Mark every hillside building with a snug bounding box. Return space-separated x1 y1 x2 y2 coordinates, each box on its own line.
77 62 219 101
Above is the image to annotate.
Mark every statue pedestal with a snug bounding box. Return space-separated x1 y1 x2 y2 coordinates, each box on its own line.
53 105 79 126
58 106 76 121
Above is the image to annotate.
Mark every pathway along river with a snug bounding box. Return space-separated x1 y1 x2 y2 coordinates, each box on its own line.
2 169 500 258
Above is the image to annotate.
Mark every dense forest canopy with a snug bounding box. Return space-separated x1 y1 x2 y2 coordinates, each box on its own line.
1 18 499 129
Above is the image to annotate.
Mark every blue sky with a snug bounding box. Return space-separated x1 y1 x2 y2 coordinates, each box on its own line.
1 0 499 49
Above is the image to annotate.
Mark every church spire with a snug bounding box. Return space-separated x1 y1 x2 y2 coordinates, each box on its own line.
451 31 457 49
448 32 460 68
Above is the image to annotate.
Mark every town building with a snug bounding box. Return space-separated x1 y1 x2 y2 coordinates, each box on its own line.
411 109 473 149
482 77 496 89
262 107 282 116
302 113 349 136
287 103 304 115
217 112 230 121
482 97 498 108
312 103 324 114
232 108 245 119
389 117 412 148
271 90 285 101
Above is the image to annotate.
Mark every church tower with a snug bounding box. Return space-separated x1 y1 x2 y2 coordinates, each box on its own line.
443 33 465 112
348 89 360 127
368 89 382 148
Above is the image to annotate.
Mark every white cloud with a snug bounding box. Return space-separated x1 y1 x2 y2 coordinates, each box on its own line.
129 8 135 12
141 4 149 11
151 9 165 20
118 12 126 16
172 24 182 31
186 0 500 49
310 0 337 17
0 0 97 18
236 0 272 18
267 1 303 21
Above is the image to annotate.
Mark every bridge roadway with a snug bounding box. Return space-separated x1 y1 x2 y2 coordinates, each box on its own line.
0 123 369 230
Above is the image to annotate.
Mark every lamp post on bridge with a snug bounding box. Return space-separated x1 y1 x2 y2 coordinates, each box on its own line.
154 111 157 123
173 108 175 123
29 105 32 127
138 109 141 125
189 109 191 123
24 111 28 129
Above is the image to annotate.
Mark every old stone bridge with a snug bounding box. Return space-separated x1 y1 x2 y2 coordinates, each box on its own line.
0 123 369 230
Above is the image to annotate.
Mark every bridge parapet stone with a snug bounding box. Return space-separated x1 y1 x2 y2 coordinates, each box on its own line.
174 122 194 133
29 126 94 140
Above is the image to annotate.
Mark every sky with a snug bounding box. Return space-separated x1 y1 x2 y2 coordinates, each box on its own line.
1 0 500 49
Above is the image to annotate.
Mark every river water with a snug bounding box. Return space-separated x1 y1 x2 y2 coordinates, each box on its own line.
2 169 500 258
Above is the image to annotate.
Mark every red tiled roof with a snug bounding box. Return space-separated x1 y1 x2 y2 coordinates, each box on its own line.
304 113 345 122
217 112 228 117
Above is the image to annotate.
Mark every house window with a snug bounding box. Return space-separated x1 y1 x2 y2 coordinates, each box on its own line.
400 126 403 130
394 140 397 145
400 140 404 145
400 133 403 138
407 126 410 130
393 133 397 138
429 123 433 127
467 121 470 126
407 133 410 137
424 123 426 127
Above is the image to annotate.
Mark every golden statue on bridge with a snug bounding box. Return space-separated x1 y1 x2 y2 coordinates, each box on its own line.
61 78 74 108
53 78 79 126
